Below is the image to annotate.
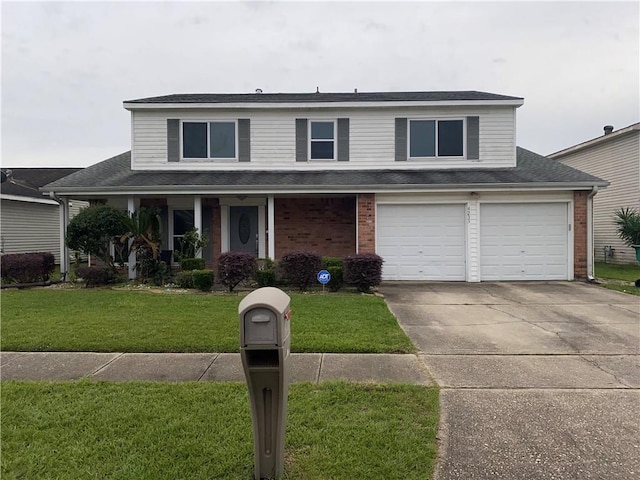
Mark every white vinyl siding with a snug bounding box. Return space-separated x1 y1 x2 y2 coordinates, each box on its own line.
131 106 516 170
554 131 640 264
480 203 569 280
377 203 466 281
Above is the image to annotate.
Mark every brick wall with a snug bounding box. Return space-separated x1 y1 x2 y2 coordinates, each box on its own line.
574 191 588 279
274 197 356 258
357 194 376 253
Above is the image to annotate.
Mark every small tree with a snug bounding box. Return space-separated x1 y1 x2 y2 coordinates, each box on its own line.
66 205 128 268
614 208 640 247
217 252 257 292
344 253 384 293
121 207 162 260
279 251 322 291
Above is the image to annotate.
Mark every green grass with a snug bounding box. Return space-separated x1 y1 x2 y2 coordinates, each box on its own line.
595 262 640 282
594 262 640 296
1 381 439 480
0 289 414 353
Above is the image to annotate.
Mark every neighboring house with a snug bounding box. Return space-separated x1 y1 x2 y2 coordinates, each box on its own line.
549 123 640 265
0 168 88 264
42 90 606 282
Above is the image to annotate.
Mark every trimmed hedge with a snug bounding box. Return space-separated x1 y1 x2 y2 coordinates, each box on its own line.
1 252 56 284
174 271 195 289
77 266 119 287
280 251 322 291
254 269 277 287
217 252 257 292
180 258 205 271
192 269 215 292
326 265 344 292
322 256 344 268
344 253 384 293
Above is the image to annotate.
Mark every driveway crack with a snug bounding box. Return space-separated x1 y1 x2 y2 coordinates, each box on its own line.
579 355 632 388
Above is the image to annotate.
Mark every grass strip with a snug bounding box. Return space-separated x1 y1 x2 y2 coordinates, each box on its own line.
1 381 438 480
0 289 414 353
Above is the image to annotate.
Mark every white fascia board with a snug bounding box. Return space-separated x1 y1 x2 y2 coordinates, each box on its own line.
548 123 640 158
1 193 59 205
123 99 524 110
46 182 604 198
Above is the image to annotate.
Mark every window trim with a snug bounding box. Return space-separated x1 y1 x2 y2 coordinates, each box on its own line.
308 119 337 161
408 118 466 160
181 119 239 161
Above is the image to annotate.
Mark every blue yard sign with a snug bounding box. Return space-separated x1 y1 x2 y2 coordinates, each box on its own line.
317 269 331 285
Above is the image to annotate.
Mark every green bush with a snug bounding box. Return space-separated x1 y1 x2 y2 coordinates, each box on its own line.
615 208 640 247
192 269 214 292
323 256 344 268
180 258 206 271
174 271 195 289
256 258 275 270
254 269 277 287
326 265 344 292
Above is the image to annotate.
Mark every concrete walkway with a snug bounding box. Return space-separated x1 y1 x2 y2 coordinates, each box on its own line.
381 281 640 480
0 351 433 385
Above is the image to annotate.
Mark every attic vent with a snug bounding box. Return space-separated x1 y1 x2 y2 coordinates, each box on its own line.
603 125 614 135
255 88 263 94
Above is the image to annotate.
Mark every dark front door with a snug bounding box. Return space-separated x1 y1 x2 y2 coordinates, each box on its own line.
230 206 259 256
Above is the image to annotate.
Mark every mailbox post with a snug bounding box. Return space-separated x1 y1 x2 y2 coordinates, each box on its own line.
239 287 291 480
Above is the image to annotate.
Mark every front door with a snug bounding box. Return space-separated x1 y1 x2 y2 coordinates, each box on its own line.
230 206 259 256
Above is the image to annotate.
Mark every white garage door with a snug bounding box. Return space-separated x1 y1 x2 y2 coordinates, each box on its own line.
480 203 569 281
377 204 466 280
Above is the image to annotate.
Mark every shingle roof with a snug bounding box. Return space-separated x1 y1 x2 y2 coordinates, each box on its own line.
1 168 83 200
43 148 606 195
125 91 523 104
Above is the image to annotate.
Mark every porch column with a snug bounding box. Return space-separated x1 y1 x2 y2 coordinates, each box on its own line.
127 196 137 280
58 197 70 281
267 195 275 259
194 195 202 258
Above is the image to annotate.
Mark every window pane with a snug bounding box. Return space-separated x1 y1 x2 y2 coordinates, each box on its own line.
173 210 194 236
311 141 334 159
311 122 334 140
438 120 464 156
183 123 207 158
410 120 435 157
210 122 236 158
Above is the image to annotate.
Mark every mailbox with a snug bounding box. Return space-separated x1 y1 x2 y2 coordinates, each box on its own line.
239 287 291 480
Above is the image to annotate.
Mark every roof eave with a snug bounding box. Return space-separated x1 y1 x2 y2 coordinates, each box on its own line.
548 123 640 158
42 180 607 197
123 99 524 111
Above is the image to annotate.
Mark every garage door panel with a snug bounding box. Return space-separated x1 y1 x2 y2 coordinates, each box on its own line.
378 204 466 281
480 203 569 281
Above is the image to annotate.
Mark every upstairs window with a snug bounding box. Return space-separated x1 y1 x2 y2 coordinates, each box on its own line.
409 119 464 158
309 121 336 160
182 121 236 159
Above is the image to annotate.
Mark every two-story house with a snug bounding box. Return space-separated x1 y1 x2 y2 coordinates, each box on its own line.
43 90 606 282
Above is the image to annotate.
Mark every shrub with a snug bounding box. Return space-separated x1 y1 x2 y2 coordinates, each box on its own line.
217 252 257 292
326 265 344 292
280 251 323 291
77 266 119 287
256 258 275 270
135 246 170 286
174 271 195 289
344 253 384 293
1 252 56 284
254 269 277 287
614 208 640 247
66 205 128 268
192 269 215 292
323 256 344 268
180 258 206 271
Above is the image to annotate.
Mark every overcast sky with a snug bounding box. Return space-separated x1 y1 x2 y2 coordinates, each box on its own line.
2 0 638 168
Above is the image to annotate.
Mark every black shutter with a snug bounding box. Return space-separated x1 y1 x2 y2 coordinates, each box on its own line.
167 119 180 162
467 116 480 160
238 119 250 162
395 118 407 161
337 118 350 161
296 119 308 162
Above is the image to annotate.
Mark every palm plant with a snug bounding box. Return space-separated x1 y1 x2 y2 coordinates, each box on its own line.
121 207 162 259
614 208 640 247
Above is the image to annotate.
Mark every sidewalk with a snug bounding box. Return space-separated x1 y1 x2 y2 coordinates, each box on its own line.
0 352 434 385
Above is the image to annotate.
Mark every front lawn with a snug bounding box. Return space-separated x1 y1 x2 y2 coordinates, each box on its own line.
1 381 439 480
0 289 414 353
595 262 640 296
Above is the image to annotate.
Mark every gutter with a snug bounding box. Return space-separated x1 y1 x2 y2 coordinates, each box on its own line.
587 186 598 281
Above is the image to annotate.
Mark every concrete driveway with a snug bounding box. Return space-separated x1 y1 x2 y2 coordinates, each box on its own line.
381 282 639 480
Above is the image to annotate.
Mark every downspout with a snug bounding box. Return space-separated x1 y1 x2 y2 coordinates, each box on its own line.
587 186 598 281
49 192 70 282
